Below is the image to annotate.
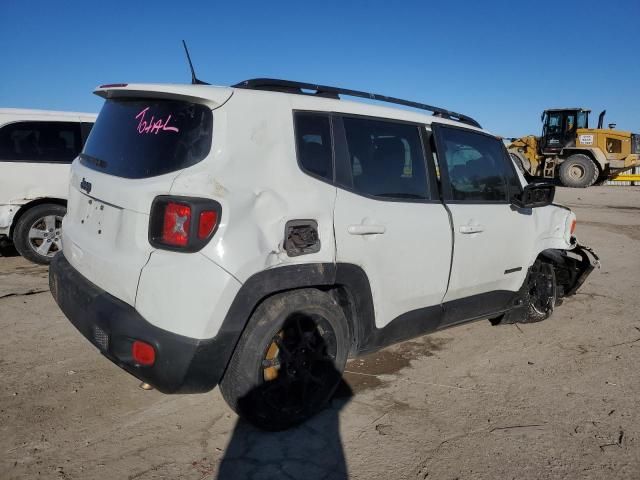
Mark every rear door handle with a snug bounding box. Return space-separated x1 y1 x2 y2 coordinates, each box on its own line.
348 224 386 235
459 224 484 234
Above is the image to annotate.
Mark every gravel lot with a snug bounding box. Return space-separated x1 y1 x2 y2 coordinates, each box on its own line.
1 186 639 480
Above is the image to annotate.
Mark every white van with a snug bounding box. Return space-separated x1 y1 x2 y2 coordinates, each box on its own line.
50 80 597 430
0 109 96 263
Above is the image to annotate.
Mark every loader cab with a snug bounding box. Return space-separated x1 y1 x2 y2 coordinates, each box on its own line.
540 108 590 154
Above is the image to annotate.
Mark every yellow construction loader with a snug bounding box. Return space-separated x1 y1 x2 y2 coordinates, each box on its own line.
507 108 640 187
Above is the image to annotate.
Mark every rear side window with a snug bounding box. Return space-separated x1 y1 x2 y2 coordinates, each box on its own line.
0 121 82 163
342 117 429 200
436 126 510 202
294 113 333 181
81 99 213 179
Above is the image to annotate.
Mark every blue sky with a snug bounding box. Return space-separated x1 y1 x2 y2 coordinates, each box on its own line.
1 0 638 137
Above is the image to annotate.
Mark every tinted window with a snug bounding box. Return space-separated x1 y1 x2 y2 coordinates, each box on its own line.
0 121 82 163
81 98 212 179
343 117 429 199
437 127 509 202
294 113 333 181
577 111 588 129
81 122 94 143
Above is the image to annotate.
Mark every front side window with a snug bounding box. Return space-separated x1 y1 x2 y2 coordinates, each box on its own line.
546 113 562 134
436 126 510 202
81 98 212 179
342 117 429 200
577 111 588 129
294 113 333 181
0 121 82 163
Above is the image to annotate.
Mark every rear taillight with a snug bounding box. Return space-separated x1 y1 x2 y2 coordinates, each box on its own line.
198 210 218 239
162 202 191 246
149 196 221 252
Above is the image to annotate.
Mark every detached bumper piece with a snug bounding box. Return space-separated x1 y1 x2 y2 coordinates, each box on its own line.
542 241 599 298
49 253 227 393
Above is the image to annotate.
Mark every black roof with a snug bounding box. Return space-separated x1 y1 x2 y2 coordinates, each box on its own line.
544 108 590 113
233 78 482 128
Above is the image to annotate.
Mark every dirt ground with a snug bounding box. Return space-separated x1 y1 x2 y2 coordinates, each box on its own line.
1 186 639 480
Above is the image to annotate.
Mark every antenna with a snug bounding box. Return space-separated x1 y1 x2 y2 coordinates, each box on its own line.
181 40 209 85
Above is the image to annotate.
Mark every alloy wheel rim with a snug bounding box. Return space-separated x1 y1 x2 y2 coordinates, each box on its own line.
28 215 63 257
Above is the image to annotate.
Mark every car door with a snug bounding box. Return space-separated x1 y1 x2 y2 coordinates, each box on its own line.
431 123 533 325
332 115 452 331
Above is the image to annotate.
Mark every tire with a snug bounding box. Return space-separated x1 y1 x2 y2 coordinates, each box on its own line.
492 260 557 325
12 203 66 265
219 288 350 431
521 260 557 323
558 154 598 188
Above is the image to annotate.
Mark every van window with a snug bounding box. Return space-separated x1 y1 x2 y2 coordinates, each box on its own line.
294 113 333 181
436 126 510 202
0 121 82 163
342 117 429 200
80 98 212 179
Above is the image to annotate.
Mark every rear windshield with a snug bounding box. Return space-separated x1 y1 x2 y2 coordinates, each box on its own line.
80 98 213 179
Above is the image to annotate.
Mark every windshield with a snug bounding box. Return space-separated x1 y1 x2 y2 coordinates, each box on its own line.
80 98 213 179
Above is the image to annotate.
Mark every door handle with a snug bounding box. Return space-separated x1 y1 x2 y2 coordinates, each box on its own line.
459 224 484 234
348 224 386 235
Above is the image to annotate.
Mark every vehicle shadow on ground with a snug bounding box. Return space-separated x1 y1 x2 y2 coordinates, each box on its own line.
215 380 353 480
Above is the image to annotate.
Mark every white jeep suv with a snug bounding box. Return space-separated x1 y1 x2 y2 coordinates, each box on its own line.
49 79 597 430
0 109 96 263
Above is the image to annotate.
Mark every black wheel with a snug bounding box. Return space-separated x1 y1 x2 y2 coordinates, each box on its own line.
219 288 350 431
558 154 598 188
492 260 557 325
522 260 557 323
12 203 66 265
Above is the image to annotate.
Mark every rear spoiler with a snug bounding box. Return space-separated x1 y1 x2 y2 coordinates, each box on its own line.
94 83 233 109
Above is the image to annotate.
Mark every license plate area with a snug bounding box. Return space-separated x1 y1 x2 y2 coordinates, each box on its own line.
77 196 122 242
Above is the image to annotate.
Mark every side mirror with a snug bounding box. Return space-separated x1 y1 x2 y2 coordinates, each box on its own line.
512 183 555 209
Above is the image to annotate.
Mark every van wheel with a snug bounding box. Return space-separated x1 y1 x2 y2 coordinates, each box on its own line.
558 154 598 188
13 204 66 265
219 288 350 431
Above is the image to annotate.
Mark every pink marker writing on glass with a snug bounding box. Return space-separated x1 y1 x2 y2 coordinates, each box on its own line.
135 107 180 135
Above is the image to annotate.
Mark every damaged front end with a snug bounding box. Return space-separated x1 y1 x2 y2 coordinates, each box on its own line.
540 240 600 299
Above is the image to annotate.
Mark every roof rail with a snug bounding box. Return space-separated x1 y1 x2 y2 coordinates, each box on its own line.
232 78 482 128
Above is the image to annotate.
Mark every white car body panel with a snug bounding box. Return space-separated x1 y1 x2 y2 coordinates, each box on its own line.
0 109 96 236
334 189 452 328
444 203 574 302
135 250 242 339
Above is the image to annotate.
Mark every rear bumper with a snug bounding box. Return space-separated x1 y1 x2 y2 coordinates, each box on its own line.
49 253 232 393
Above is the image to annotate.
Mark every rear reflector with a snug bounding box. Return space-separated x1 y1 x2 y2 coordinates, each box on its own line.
132 340 155 366
570 219 577 235
161 202 191 247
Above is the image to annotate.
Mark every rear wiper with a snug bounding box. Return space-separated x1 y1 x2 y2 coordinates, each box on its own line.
79 153 108 169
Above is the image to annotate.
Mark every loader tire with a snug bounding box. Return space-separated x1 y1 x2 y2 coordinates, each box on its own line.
558 154 598 188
